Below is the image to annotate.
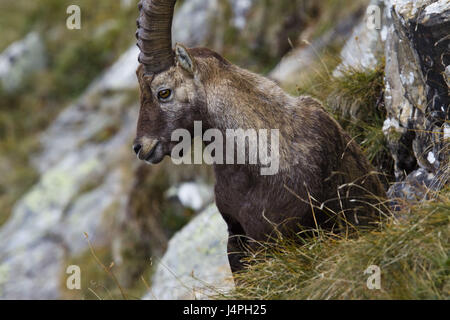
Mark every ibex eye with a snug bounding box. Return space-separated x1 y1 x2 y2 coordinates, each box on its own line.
157 89 172 100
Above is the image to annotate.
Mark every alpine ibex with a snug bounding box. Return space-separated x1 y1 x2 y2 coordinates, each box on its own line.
133 0 386 273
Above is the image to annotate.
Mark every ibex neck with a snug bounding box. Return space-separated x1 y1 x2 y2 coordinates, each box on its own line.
201 65 297 132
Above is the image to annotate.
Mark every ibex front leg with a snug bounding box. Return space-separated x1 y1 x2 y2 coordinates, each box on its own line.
221 213 248 275
227 231 248 274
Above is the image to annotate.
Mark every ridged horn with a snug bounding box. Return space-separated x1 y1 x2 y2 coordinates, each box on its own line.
136 0 177 74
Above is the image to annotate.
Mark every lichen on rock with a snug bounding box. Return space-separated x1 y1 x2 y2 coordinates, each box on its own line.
383 0 449 196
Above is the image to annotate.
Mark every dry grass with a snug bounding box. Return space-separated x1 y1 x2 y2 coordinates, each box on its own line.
223 188 449 300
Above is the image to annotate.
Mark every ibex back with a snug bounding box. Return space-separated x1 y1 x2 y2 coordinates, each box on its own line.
133 0 386 273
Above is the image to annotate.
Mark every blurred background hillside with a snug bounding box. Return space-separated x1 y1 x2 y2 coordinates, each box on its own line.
0 0 448 300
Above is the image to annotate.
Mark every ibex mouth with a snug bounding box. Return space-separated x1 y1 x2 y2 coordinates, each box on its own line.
141 141 161 163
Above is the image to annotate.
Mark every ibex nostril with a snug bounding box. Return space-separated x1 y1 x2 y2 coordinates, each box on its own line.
133 143 142 155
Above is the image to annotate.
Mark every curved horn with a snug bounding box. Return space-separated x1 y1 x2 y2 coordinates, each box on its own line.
136 0 177 74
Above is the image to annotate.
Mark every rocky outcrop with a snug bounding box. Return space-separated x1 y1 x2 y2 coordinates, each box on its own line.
382 0 449 197
331 0 448 201
334 0 387 75
270 8 364 86
0 45 139 299
143 204 233 300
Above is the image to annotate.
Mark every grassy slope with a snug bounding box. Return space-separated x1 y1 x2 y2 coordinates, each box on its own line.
226 188 449 299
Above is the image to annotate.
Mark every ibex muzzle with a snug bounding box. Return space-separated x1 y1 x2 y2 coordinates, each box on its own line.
134 0 386 274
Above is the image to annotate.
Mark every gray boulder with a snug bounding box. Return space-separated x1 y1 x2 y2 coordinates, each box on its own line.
0 32 46 93
383 0 449 196
166 182 214 211
143 204 233 300
331 0 449 200
334 0 387 76
0 47 139 298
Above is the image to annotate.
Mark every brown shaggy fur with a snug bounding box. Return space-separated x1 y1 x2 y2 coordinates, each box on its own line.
135 46 386 273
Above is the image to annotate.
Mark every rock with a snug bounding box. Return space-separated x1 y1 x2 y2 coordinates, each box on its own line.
0 0 234 299
90 46 139 92
332 0 449 199
334 0 387 76
445 65 450 88
113 162 214 288
383 0 449 189
172 0 253 52
143 204 233 300
270 8 364 87
0 43 139 299
172 0 220 47
229 0 253 30
120 0 134 9
244 0 319 68
166 182 214 211
174 0 326 72
0 32 46 93
0 241 64 299
387 167 442 206
0 111 136 299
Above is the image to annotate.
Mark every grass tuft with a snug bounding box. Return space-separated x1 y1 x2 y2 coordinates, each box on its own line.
224 188 450 300
297 58 394 184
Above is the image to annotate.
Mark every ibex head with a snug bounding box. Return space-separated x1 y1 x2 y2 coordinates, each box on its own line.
133 0 208 164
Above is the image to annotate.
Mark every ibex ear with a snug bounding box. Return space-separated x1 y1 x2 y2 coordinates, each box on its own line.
175 43 196 75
